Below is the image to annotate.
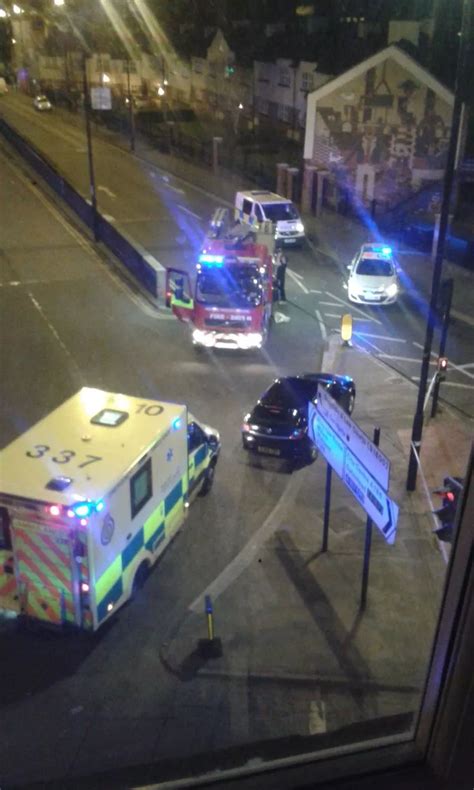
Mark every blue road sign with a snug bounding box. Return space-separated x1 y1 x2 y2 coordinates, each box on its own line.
308 396 399 544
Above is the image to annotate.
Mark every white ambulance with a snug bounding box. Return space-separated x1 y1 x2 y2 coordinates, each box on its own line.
235 190 305 248
0 388 220 631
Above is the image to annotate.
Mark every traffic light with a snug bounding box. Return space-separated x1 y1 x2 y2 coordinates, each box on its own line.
432 476 463 543
437 356 448 381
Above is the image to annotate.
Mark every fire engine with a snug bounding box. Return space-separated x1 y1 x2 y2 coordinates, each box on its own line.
167 209 275 350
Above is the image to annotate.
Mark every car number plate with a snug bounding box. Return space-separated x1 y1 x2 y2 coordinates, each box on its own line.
257 445 281 456
364 293 381 300
285 238 296 244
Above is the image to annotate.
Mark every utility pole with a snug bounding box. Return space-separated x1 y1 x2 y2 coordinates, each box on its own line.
82 54 99 241
126 58 135 153
406 0 471 491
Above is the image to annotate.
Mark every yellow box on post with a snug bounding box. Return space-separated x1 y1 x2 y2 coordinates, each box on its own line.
341 313 353 345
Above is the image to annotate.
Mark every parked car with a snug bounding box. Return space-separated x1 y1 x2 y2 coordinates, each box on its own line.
346 244 400 305
242 373 355 464
235 190 305 248
33 95 52 112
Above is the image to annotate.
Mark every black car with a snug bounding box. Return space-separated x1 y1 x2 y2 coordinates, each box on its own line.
242 373 356 464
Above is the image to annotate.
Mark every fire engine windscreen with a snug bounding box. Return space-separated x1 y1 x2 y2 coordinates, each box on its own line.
196 263 264 308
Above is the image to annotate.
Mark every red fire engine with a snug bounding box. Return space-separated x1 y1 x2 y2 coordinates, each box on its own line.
167 210 275 350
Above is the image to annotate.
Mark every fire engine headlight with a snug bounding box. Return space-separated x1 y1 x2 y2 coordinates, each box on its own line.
296 222 305 233
246 333 263 348
192 329 214 347
385 283 398 297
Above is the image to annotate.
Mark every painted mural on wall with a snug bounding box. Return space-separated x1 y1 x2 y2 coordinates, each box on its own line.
311 56 452 210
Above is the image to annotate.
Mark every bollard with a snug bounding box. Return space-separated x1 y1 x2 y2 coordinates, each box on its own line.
198 594 223 658
205 594 214 641
341 313 353 346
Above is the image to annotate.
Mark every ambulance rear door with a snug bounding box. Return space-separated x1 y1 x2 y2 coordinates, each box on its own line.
11 516 80 626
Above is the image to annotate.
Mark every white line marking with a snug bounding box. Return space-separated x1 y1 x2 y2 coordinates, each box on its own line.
167 184 185 194
309 289 322 294
436 381 474 390
412 342 474 380
315 309 327 340
325 313 343 319
189 471 305 613
98 185 116 199
103 214 115 223
324 290 382 324
287 268 309 293
354 336 384 353
378 353 436 364
451 308 474 327
29 294 83 385
177 204 202 220
319 301 342 307
457 362 474 370
289 270 305 280
355 332 406 343
309 698 327 735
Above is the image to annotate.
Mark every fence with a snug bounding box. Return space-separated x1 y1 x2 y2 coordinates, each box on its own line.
0 117 166 302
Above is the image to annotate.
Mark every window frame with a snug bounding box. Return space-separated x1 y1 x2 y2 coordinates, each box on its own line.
130 457 153 519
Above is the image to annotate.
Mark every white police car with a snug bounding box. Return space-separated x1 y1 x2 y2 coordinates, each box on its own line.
346 244 400 305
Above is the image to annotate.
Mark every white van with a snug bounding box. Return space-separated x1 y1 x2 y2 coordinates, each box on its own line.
235 190 305 248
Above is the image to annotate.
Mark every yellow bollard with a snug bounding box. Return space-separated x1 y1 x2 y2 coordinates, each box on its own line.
341 313 353 346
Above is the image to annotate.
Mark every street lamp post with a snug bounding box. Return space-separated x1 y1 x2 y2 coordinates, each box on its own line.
406 0 471 491
82 53 99 241
125 58 135 153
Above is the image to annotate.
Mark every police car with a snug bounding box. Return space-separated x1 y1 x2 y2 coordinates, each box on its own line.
346 244 400 305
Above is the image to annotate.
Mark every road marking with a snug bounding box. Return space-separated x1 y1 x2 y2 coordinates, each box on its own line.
287 268 309 293
189 471 305 613
355 332 406 343
167 184 185 194
309 697 327 735
103 214 115 223
435 381 474 390
457 362 474 369
412 342 474 379
319 301 343 307
451 308 474 327
29 294 83 386
309 289 322 294
177 204 202 220
289 270 305 280
98 185 116 199
324 290 382 324
379 353 436 364
315 309 327 340
324 313 343 319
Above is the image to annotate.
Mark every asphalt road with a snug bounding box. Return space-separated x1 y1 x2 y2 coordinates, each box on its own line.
1 92 472 418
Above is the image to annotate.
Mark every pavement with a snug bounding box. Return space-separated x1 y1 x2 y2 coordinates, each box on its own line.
159 332 472 737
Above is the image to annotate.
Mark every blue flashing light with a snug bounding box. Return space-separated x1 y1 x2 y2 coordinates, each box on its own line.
199 254 224 266
382 246 392 255
95 499 104 513
172 417 182 431
73 502 92 518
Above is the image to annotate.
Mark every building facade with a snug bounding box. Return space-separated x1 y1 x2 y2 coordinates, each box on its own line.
303 45 453 212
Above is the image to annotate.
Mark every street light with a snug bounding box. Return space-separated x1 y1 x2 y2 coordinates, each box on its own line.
53 0 65 5
157 85 165 96
12 4 21 14
102 72 110 84
0 9 7 18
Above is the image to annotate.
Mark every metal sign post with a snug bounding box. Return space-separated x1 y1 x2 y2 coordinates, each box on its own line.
322 463 332 553
360 427 380 609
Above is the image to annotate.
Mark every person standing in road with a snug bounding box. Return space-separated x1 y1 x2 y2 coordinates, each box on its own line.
274 250 288 302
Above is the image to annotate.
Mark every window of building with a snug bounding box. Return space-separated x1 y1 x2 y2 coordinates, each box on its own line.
258 97 269 115
278 104 292 123
0 506 11 550
301 71 313 92
130 457 152 519
279 67 290 87
193 59 203 74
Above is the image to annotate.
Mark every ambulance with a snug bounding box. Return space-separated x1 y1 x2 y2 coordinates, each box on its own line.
0 388 220 631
